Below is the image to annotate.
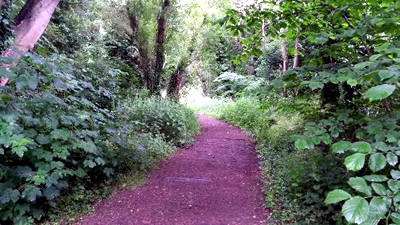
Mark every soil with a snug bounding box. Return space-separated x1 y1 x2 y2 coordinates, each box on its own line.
76 115 269 225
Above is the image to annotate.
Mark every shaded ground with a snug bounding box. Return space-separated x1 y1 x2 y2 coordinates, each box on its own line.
77 115 268 225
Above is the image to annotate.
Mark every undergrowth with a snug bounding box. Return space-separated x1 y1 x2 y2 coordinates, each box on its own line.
193 96 349 224
0 53 199 224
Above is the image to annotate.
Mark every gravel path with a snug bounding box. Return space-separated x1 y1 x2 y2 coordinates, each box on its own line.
77 115 268 225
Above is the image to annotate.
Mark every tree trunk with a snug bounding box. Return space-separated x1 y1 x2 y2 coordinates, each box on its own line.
1 0 61 86
152 0 170 95
281 39 289 73
293 38 300 68
128 11 152 90
167 62 185 101
14 0 60 52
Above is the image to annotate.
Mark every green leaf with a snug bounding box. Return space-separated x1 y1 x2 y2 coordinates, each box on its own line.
390 212 400 224
51 129 70 141
378 70 394 81
351 142 372 153
11 139 32 158
354 61 372 70
359 217 381 225
342 197 369 224
76 140 97 154
11 146 28 158
388 180 400 192
36 135 51 145
391 170 400 180
95 157 106 165
325 189 352 205
371 183 387 196
345 153 366 171
369 54 383 61
347 79 358 87
13 204 30 216
321 134 331 144
295 139 308 150
309 81 324 91
21 185 41 202
394 192 400 202
365 84 396 101
364 175 388 182
369 153 387 172
83 160 96 168
0 188 20 204
348 177 372 196
369 197 389 216
332 141 352 153
387 152 398 167
43 186 60 200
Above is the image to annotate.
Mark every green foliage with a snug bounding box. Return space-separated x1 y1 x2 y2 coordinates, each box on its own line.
212 72 259 98
125 97 200 144
254 40 282 79
219 0 400 223
197 96 348 223
0 50 199 223
0 1 14 52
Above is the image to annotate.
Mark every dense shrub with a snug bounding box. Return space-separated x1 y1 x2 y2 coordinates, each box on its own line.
0 52 199 224
126 97 200 145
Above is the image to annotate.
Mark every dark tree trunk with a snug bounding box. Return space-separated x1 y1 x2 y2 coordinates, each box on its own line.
152 0 170 95
1 0 61 86
128 12 152 90
167 62 185 101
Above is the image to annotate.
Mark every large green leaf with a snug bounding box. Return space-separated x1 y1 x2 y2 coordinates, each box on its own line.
348 177 372 196
369 153 386 172
371 183 387 196
365 84 396 101
345 153 366 171
325 189 352 205
378 70 395 81
390 212 400 224
332 141 352 153
369 197 389 216
342 197 369 224
352 142 372 153
363 175 388 182
359 216 382 225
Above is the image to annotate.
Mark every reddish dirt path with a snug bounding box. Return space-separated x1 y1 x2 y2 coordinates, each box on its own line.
77 115 268 225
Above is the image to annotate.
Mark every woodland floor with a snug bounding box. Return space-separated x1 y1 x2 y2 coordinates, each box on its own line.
76 115 269 225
